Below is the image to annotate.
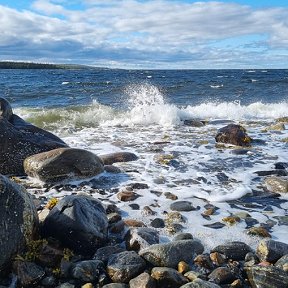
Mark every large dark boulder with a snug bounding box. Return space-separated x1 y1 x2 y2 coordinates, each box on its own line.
0 97 67 175
24 148 104 182
0 175 38 274
42 195 108 255
215 124 252 147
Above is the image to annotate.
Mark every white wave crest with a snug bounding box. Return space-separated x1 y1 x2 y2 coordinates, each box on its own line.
14 83 288 129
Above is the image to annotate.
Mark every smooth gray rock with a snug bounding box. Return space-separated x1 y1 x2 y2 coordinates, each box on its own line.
100 152 138 165
180 278 221 288
173 233 193 241
102 284 128 288
0 175 38 273
129 272 156 288
139 240 204 268
208 267 236 284
211 241 252 261
170 201 196 212
125 227 159 251
93 245 125 264
42 195 108 255
24 148 104 182
107 251 146 283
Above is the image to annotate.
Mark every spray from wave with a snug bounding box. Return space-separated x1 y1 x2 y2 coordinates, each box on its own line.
15 83 288 129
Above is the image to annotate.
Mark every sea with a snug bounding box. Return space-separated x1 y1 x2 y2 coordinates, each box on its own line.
1 68 288 249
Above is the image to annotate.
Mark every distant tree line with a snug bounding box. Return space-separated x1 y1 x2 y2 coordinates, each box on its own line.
0 61 93 69
0 61 65 69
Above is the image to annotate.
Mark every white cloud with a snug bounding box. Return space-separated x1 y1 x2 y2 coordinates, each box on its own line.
0 0 288 67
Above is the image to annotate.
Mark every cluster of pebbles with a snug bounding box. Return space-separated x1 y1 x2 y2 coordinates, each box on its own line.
1 174 288 288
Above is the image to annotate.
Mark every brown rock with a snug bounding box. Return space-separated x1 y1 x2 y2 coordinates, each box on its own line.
124 219 146 227
151 267 188 287
215 124 252 147
117 191 139 201
247 227 271 238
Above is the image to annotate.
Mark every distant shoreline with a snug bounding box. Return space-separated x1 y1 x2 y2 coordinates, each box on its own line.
0 61 92 69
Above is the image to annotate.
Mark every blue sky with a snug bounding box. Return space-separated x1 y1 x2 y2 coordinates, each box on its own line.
0 0 288 68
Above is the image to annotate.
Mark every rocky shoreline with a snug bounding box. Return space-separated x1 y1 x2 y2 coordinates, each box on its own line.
1 97 288 287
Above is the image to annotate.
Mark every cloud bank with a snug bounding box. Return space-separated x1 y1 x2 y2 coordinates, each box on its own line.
0 0 288 68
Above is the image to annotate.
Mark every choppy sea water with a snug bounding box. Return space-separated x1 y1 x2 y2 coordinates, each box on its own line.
1 68 288 248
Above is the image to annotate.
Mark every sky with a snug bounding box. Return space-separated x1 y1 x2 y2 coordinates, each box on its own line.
0 0 288 69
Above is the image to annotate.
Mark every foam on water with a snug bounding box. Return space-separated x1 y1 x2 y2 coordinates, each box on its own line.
15 83 288 129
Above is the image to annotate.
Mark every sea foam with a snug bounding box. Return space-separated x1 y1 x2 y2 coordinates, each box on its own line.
15 83 288 129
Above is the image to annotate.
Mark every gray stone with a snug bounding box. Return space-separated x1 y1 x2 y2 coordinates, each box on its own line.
139 240 204 268
151 267 188 287
170 201 196 212
208 267 236 284
180 278 221 287
211 241 252 261
129 272 157 288
150 218 165 228
0 175 38 273
256 240 288 263
125 227 159 251
245 265 288 288
173 233 193 241
203 222 225 229
183 119 205 127
72 260 105 282
102 284 128 288
100 152 138 165
24 148 104 182
107 251 146 283
275 254 288 272
42 195 108 255
93 245 125 264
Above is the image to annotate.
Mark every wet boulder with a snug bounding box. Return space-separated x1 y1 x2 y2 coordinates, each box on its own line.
211 241 252 261
139 240 204 268
215 124 252 146
107 251 146 283
125 227 159 251
0 175 38 274
42 195 108 256
24 148 104 182
13 261 45 287
264 176 288 193
0 97 67 175
151 267 188 287
256 239 288 263
245 265 288 288
99 152 138 165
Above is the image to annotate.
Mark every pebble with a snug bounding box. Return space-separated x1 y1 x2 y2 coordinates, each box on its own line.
170 201 197 212
117 191 140 201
